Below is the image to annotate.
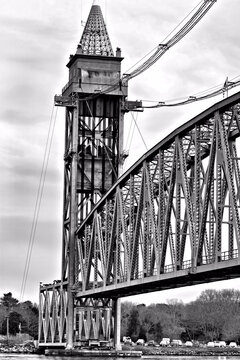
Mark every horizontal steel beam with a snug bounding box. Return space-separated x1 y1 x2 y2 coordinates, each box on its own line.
75 258 240 299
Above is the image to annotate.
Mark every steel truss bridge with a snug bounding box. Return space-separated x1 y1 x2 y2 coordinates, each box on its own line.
39 91 240 347
74 91 240 297
38 1 240 350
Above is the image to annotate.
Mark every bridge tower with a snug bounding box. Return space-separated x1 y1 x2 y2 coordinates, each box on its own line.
39 2 127 349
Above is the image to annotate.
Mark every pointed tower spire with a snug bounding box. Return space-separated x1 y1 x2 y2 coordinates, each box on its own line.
78 3 114 56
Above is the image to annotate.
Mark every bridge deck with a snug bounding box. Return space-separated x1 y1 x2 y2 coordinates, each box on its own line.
75 257 240 298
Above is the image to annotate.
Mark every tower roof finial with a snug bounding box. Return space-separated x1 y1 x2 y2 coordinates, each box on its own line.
78 2 114 56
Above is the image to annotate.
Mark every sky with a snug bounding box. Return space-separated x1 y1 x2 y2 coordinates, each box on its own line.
1 0 240 305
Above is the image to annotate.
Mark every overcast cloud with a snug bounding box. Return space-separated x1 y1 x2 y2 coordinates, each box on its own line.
1 0 240 305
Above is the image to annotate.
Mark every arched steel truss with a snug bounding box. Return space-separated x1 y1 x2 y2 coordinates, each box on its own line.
74 91 240 299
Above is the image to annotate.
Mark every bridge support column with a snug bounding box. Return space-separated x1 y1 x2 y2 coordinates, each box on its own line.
66 105 79 350
114 298 121 350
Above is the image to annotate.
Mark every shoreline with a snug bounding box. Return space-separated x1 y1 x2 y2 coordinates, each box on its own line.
123 345 240 357
1 344 240 357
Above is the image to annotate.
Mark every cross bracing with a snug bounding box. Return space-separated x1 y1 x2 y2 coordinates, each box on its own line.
39 282 112 345
39 92 240 346
71 91 240 299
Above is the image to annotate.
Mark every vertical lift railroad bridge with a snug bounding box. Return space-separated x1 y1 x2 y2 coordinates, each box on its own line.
39 2 129 350
39 1 240 350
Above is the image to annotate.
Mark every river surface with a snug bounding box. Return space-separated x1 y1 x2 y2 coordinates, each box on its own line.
0 355 240 360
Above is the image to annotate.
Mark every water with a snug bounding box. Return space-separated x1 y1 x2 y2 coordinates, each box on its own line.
0 356 237 359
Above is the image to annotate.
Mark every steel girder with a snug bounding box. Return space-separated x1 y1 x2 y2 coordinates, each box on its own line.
74 91 240 299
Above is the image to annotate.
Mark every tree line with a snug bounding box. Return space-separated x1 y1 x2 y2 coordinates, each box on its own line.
0 293 38 339
2 288 240 343
121 289 240 344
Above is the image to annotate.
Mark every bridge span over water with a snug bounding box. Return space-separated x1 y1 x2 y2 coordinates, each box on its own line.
38 2 240 350
39 91 240 348
73 91 240 300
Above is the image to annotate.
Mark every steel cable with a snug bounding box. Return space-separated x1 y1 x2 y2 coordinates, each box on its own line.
20 105 58 301
78 1 216 101
142 78 240 109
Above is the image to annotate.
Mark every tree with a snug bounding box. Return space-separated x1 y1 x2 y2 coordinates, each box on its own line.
0 292 19 338
2 311 26 336
222 315 240 342
0 306 7 334
120 289 240 344
156 300 185 339
0 294 39 338
189 293 222 341
138 305 163 341
0 293 18 311
139 307 155 341
183 301 208 341
121 302 134 339
17 301 39 338
126 308 140 342
154 322 163 342
182 289 240 342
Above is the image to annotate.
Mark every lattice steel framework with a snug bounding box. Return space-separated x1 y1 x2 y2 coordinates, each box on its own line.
73 92 240 299
39 101 124 347
39 1 240 350
39 2 126 348
61 96 122 283
39 91 240 347
38 282 67 344
38 281 113 345
79 4 114 56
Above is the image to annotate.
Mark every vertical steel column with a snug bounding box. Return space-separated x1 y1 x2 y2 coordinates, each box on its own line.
175 147 181 271
114 101 124 348
114 298 121 350
67 104 79 348
215 117 222 261
158 150 164 261
194 125 200 262
118 102 124 176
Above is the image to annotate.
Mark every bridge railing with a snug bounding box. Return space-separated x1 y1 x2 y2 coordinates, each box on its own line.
79 249 239 292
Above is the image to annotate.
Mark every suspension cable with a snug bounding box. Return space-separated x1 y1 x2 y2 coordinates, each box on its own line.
123 1 216 82
20 104 58 302
140 76 240 109
130 112 148 151
124 114 136 151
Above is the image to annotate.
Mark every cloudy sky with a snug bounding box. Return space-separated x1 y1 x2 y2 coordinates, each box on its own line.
1 0 240 305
